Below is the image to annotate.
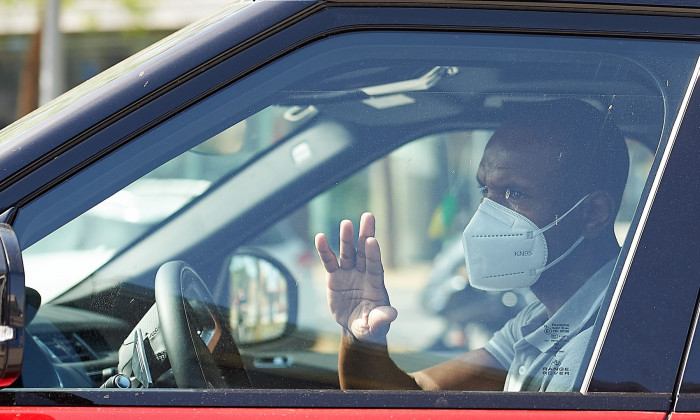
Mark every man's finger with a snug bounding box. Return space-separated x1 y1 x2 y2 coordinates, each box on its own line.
356 212 376 272
315 233 339 273
338 219 356 270
365 237 385 288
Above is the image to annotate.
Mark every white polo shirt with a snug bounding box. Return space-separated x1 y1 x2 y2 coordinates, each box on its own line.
483 259 615 392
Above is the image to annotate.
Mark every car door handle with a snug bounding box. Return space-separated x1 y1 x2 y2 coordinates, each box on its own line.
253 355 293 368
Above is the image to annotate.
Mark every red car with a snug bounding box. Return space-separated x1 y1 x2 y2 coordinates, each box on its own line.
0 0 700 419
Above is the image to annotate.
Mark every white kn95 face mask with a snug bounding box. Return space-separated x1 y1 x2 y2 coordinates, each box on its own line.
462 195 588 291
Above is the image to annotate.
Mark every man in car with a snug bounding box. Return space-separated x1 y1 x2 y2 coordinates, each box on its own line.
314 99 629 392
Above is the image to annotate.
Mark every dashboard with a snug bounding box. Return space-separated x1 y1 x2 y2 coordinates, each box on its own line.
22 304 130 388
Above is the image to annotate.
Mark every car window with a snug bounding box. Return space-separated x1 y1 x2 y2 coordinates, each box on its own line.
245 129 654 390
12 31 700 395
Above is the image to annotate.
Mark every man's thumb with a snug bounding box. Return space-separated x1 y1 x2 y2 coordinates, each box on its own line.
368 306 398 329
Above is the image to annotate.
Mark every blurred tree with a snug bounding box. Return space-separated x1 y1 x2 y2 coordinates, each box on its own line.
6 0 154 119
15 16 40 118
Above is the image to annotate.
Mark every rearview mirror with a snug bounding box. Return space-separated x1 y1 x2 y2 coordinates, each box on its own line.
227 248 297 345
0 224 25 387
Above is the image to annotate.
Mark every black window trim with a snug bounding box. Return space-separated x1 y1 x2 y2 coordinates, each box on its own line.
580 56 700 393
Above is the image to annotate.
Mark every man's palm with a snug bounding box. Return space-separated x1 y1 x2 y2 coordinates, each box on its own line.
316 213 397 343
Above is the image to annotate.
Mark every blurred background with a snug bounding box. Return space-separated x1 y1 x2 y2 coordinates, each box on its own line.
0 0 232 129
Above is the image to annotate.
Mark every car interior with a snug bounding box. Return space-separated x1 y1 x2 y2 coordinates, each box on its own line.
10 31 698 391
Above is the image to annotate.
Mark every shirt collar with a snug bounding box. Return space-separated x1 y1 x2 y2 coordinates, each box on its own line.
522 259 616 353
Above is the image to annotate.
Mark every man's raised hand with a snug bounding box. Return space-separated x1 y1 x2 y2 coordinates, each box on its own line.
315 212 398 344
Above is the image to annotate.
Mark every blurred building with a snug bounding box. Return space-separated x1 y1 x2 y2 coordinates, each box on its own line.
0 0 232 127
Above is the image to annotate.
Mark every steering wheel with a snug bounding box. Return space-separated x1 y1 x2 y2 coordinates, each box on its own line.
155 260 251 388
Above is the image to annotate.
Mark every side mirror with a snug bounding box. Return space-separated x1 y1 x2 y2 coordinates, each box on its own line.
227 248 297 345
0 224 24 387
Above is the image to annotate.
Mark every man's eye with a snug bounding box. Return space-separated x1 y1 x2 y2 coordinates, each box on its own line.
505 189 524 200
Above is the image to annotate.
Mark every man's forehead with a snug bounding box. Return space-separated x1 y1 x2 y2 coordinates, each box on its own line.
488 124 567 152
477 127 570 192
483 128 565 168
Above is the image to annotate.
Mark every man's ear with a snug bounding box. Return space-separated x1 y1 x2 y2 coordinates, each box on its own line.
582 190 617 239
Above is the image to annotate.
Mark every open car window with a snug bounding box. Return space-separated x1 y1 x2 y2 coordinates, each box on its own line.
13 31 700 393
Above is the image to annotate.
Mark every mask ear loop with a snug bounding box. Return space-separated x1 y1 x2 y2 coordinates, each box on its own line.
531 194 589 276
534 194 590 235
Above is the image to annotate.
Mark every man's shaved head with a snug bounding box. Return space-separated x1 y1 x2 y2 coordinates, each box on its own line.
491 99 629 211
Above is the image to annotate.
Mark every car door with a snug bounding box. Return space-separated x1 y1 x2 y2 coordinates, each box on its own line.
649 61 700 420
1 1 700 419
